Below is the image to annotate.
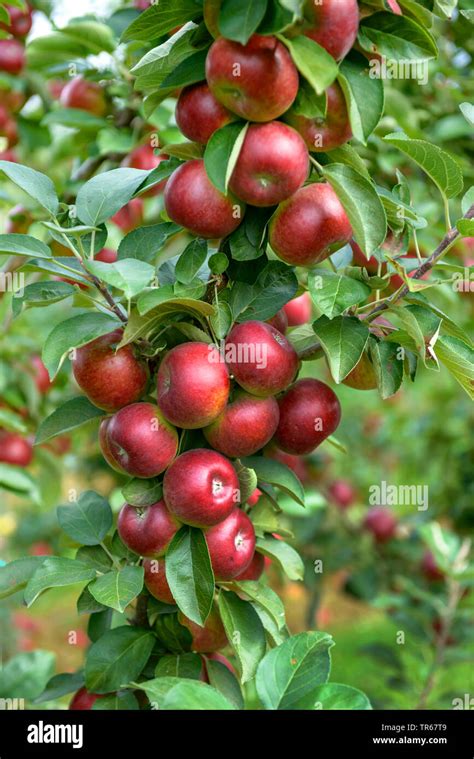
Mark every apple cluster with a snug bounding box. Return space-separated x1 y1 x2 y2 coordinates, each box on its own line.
0 3 32 157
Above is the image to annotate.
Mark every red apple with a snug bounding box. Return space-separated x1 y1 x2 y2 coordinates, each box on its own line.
351 239 380 274
28 541 53 556
274 378 341 455
117 500 180 558
422 551 444 582
205 508 255 580
144 558 176 604
284 82 352 152
99 403 178 478
206 35 299 122
269 182 352 266
122 143 168 195
60 76 107 116
0 430 33 466
163 449 239 527
229 122 309 207
342 352 378 390
164 159 244 238
5 204 32 234
176 81 236 144
69 687 104 710
0 148 17 162
0 4 33 37
328 479 356 509
247 488 262 507
0 38 25 74
234 550 265 581
178 605 228 653
225 321 299 397
283 292 312 326
267 309 288 334
302 0 359 61
31 355 51 394
110 198 144 232
157 342 230 429
72 329 148 412
94 248 117 264
364 506 397 543
203 389 279 458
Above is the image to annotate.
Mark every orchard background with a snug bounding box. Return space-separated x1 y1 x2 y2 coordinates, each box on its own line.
0 0 472 712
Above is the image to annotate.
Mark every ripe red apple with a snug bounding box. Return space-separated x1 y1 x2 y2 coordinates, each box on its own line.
60 76 107 116
342 352 378 390
144 558 175 604
0 430 33 466
206 35 299 122
229 122 309 207
117 500 180 558
422 551 445 582
274 378 341 455
351 239 380 274
157 342 230 429
267 309 288 334
178 605 228 653
0 148 17 162
283 292 312 326
69 687 104 710
28 541 53 556
269 182 352 266
0 4 33 37
31 355 51 394
302 0 359 61
234 550 265 581
72 329 148 412
110 198 144 232
205 507 256 581
122 143 168 196
328 479 356 509
99 403 178 478
164 159 244 238
247 488 262 507
94 248 117 264
0 38 25 74
203 389 279 458
225 321 299 397
163 448 239 528
6 204 32 234
284 82 352 153
176 81 236 144
364 506 397 543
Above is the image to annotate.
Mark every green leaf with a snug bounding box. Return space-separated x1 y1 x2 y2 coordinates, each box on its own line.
12 280 75 318
134 677 235 710
76 545 113 574
218 0 268 44
241 456 305 506
0 161 59 215
256 631 333 709
210 301 233 339
85 258 155 299
77 586 108 615
338 52 384 144
419 522 460 572
369 338 404 399
76 168 150 226
35 397 105 444
0 557 46 600
160 49 209 90
204 122 249 194
460 102 474 127
322 165 387 255
42 312 121 378
234 460 258 505
89 566 144 613
155 652 203 680
42 108 108 131
0 651 56 700
204 658 244 710
229 206 272 261
308 270 371 319
218 591 266 683
277 35 338 95
93 692 140 710
435 336 474 400
0 234 52 259
85 626 155 694
311 683 372 710
165 527 215 626
175 239 208 285
35 671 85 704
117 223 180 263
24 558 96 606
231 580 286 631
0 464 37 497
456 219 474 237
121 0 203 42
384 132 463 200
137 292 215 318
132 24 205 90
232 261 298 322
57 490 113 546
138 157 183 194
358 12 438 61
122 478 163 508
312 314 370 383
60 20 116 54
256 536 304 581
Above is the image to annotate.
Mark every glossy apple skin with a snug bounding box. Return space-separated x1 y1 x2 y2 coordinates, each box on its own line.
234 550 265 581
111 198 144 232
0 39 25 74
60 76 107 116
225 321 299 397
204 390 279 458
269 183 352 266
283 292 312 327
72 330 148 412
164 159 244 239
205 508 256 580
274 378 341 455
144 558 175 604
100 403 178 478
0 5 33 37
267 309 288 334
95 248 118 264
163 448 239 528
229 122 309 207
0 431 33 466
342 352 378 390
117 500 180 558
284 83 352 153
69 687 103 710
302 0 359 61
157 342 230 429
176 82 235 144
179 606 228 653
364 507 397 543
328 479 356 509
31 355 51 394
122 143 168 195
422 551 444 582
206 35 299 122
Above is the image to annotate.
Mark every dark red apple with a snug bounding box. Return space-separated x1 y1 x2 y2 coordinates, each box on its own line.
117 500 180 558
342 352 378 390
206 35 299 122
284 82 352 152
69 687 104 710
178 605 228 653
0 148 17 162
247 488 262 507
274 378 341 455
205 507 256 581
269 182 352 266
0 4 33 37
364 506 397 543
234 550 265 581
99 403 178 478
283 292 312 326
302 0 359 61
144 558 175 604
94 248 117 264
203 389 279 458
225 321 299 397
31 355 51 394
0 430 33 466
267 309 288 334
0 39 25 74
164 159 244 238
72 329 148 412
351 239 380 274
328 479 356 509
122 143 168 195
60 76 107 116
110 198 144 232
422 551 445 582
157 342 230 429
176 81 236 144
